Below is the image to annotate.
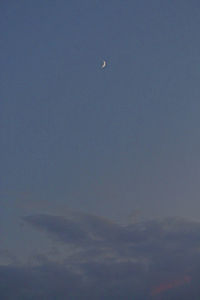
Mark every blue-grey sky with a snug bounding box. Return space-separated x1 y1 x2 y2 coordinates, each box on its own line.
1 1 200 298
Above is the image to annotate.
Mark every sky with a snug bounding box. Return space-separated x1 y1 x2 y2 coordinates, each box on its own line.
1 1 200 299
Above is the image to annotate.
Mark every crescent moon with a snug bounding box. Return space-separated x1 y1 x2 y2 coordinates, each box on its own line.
101 60 107 69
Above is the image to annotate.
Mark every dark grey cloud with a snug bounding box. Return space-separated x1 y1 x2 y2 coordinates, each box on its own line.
1 212 200 299
22 212 134 246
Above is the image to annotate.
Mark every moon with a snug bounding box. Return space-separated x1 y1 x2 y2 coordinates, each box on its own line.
101 60 107 69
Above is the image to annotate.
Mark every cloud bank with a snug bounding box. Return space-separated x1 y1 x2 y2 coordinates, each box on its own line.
1 211 200 299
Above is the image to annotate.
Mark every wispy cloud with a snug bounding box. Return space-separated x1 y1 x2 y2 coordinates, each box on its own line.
1 211 200 299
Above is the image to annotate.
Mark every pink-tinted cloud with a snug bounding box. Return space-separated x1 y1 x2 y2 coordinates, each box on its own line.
151 275 191 296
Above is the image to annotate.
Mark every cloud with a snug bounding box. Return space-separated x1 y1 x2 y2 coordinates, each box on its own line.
151 275 191 296
22 212 135 247
1 212 200 299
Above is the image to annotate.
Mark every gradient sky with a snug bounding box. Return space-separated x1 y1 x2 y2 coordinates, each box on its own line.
1 1 200 298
